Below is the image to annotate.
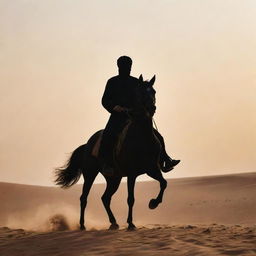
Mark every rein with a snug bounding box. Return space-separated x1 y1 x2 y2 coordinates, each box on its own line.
125 108 158 133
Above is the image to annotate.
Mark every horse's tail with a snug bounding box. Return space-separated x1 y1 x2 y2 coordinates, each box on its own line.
55 144 88 188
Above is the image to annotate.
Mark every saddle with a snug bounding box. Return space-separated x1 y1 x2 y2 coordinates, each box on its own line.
91 121 131 159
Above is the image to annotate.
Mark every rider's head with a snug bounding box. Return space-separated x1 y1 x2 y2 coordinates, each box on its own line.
117 56 132 76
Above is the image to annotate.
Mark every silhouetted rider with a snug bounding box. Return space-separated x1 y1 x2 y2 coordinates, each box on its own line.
99 56 180 175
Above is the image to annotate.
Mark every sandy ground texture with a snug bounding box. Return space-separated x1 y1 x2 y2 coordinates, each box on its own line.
0 224 255 256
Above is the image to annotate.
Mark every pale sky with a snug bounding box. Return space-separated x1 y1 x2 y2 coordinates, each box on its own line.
0 0 256 186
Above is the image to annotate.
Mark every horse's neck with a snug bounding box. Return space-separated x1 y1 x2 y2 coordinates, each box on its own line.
131 118 154 138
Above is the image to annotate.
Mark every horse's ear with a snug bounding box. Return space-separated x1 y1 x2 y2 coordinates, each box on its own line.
139 74 143 83
149 75 156 86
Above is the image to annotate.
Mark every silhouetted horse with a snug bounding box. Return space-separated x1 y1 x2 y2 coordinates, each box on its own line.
55 75 167 230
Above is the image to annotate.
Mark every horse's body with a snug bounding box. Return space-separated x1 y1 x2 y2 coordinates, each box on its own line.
55 75 168 230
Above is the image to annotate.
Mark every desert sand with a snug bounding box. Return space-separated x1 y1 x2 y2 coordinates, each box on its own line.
0 172 255 255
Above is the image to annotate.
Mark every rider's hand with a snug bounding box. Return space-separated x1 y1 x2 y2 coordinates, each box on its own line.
113 105 126 112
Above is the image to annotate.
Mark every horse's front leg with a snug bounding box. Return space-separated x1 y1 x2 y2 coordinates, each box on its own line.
127 176 136 230
147 170 167 209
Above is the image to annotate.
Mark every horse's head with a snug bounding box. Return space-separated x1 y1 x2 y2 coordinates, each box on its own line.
136 74 156 118
127 74 156 121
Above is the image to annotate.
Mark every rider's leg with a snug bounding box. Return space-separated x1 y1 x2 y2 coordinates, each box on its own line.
99 115 117 167
153 129 168 165
153 128 180 172
99 114 127 174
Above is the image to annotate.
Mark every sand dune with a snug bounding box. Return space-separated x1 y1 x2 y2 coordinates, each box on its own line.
0 172 255 255
0 172 255 229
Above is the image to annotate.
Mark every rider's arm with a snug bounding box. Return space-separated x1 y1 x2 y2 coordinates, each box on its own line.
102 79 116 113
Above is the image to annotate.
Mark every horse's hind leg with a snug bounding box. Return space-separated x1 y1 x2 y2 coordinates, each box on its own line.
80 158 99 230
101 176 122 230
147 170 167 209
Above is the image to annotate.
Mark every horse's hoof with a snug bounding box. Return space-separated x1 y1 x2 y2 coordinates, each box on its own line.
80 225 86 231
149 199 159 209
127 223 136 231
109 223 119 230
